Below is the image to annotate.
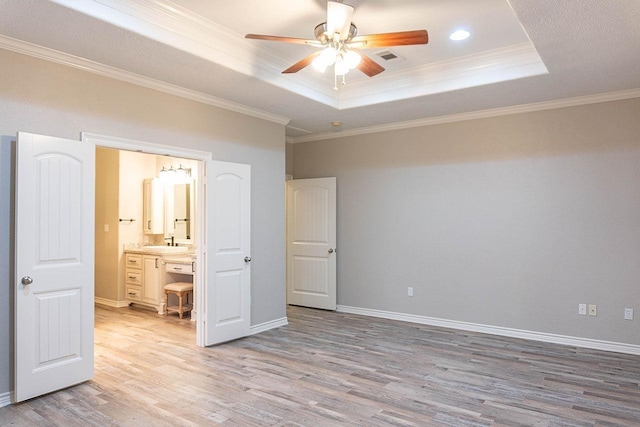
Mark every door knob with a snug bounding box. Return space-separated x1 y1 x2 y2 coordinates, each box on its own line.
21 276 33 286
328 248 334 254
244 256 251 263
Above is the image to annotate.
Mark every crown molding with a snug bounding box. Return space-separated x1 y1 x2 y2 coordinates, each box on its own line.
48 0 338 107
46 0 549 111
287 88 640 143
338 43 548 109
0 35 290 126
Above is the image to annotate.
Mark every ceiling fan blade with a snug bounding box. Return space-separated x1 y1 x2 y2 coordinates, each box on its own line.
245 34 318 46
356 53 385 77
351 30 428 48
327 1 354 40
283 51 323 74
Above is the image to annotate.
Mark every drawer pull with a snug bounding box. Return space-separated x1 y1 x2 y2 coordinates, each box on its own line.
128 276 136 280
128 292 137 296
173 267 183 271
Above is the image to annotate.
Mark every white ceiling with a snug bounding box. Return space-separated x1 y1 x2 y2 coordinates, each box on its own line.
1 0 639 142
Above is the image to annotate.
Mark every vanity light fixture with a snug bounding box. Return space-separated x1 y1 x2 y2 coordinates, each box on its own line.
160 164 192 183
176 164 191 178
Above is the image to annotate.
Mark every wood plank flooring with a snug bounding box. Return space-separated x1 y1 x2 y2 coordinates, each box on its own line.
1 305 640 426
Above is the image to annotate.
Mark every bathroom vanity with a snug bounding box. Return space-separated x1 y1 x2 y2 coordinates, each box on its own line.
124 246 195 315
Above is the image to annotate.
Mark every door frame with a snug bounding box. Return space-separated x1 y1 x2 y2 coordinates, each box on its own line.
82 132 211 347
286 177 337 310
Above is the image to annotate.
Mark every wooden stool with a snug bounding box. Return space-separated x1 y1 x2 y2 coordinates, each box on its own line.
164 282 193 319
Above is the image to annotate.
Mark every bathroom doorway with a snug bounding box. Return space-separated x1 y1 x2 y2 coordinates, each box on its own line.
95 147 199 332
86 131 253 347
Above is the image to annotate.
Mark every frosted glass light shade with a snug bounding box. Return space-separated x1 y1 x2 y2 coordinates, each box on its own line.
344 50 361 69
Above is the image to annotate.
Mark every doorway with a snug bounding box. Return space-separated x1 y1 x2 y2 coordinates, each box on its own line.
85 132 210 346
95 147 198 335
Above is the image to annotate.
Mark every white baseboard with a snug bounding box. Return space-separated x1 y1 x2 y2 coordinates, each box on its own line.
250 316 288 335
337 305 640 356
94 297 129 308
0 391 13 408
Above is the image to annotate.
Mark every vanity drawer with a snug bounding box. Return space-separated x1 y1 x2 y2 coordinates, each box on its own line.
126 285 142 301
125 254 143 268
165 262 195 275
125 269 142 285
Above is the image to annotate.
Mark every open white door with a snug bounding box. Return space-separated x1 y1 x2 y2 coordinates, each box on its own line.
204 160 251 345
15 132 95 402
286 178 336 310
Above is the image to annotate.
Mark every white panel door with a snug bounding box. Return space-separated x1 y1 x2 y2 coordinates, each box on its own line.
286 178 336 310
15 132 95 402
205 160 251 345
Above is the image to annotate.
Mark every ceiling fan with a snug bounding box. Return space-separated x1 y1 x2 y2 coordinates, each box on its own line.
246 1 428 89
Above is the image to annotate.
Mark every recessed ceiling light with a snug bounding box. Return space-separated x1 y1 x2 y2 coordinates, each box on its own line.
331 121 342 127
450 30 470 41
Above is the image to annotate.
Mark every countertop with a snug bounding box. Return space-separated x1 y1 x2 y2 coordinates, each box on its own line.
123 244 195 260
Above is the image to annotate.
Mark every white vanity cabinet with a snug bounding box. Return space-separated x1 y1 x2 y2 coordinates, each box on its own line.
125 253 143 302
125 251 164 314
143 178 164 234
142 255 163 310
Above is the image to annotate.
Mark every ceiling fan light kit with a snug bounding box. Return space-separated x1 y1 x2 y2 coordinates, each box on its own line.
245 1 429 89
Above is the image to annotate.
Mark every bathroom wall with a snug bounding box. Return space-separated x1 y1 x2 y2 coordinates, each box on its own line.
95 148 120 303
95 148 156 304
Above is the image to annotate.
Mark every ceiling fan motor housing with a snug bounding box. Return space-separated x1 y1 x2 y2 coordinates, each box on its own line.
314 22 358 44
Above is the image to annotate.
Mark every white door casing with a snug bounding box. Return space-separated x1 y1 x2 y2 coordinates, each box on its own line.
205 160 251 345
286 178 337 310
15 132 95 402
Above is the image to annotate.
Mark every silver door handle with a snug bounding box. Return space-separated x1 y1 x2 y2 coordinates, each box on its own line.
244 257 251 263
21 276 33 286
328 249 334 254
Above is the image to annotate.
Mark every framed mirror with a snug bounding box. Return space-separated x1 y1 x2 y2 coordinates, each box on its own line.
165 180 195 244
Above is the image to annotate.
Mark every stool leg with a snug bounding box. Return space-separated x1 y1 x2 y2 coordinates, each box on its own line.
178 292 184 319
164 291 168 316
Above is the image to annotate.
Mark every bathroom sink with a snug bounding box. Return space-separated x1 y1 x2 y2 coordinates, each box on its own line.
143 245 189 254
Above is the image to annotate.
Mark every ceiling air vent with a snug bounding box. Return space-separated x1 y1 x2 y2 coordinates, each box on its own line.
376 50 404 61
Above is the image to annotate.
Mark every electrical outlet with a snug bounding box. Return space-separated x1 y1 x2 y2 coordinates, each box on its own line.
407 287 414 297
588 304 597 316
578 304 587 315
624 308 634 320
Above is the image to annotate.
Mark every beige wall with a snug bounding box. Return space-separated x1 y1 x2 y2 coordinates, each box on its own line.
0 48 286 395
95 148 161 304
95 148 120 302
293 97 640 346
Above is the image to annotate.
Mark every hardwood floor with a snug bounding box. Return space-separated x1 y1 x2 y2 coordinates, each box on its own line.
1 305 640 426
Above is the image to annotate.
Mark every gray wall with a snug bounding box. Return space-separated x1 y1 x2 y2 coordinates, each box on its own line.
0 48 286 395
286 142 294 176
0 136 15 396
293 98 640 346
